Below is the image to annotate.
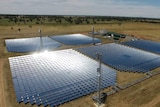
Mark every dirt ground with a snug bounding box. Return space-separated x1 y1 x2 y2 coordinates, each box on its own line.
0 22 160 107
0 58 7 107
141 95 160 107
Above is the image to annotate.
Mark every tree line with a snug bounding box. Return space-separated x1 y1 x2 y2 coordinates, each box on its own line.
0 15 160 25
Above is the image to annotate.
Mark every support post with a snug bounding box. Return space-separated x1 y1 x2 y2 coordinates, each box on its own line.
92 53 107 107
96 53 102 106
92 26 95 45
38 29 43 51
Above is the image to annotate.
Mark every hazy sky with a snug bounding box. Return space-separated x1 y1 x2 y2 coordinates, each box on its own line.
0 0 160 18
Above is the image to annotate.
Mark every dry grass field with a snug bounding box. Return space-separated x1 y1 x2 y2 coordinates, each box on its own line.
0 22 160 107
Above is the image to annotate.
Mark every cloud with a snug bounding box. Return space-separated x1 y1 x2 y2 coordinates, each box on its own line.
0 0 160 18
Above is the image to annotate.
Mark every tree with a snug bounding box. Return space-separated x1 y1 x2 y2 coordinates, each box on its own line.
18 28 21 32
118 22 122 26
85 19 90 24
29 25 32 28
35 22 40 24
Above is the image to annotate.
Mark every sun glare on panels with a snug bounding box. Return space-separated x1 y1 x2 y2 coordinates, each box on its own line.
9 49 116 107
5 37 62 53
49 34 101 45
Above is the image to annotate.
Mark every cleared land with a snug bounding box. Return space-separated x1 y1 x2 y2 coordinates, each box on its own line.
0 58 7 107
0 22 160 107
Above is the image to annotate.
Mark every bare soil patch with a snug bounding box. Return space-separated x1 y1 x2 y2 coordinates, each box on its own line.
0 58 7 107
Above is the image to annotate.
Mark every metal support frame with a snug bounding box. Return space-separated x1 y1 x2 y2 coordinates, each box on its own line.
92 26 95 45
92 53 107 107
39 29 43 51
96 53 102 106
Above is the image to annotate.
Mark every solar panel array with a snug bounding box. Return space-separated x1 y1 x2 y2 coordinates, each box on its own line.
76 43 160 73
121 39 160 54
5 37 62 53
50 34 101 45
9 49 116 107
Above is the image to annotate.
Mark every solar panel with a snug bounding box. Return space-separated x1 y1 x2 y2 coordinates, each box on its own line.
49 34 101 45
76 43 160 73
121 39 160 54
9 49 116 106
5 37 61 53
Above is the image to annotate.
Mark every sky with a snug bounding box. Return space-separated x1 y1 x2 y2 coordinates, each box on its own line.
0 0 160 18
